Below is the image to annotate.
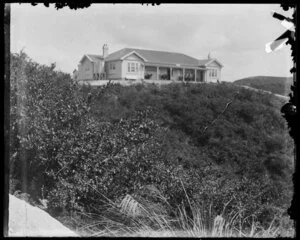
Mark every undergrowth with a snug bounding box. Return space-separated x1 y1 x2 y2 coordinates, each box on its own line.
57 181 295 238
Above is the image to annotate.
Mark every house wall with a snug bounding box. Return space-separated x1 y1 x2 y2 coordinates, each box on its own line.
206 61 222 82
159 67 170 80
206 68 221 82
101 53 222 82
122 53 145 80
94 61 103 74
196 70 204 82
205 70 208 82
105 60 123 80
77 57 94 80
93 60 105 79
184 69 195 81
172 68 183 81
144 66 157 80
77 55 106 80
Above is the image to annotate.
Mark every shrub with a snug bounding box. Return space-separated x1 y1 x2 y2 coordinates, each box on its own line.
144 73 152 79
10 52 293 232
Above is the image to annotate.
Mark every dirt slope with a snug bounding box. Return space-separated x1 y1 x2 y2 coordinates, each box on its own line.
8 194 78 237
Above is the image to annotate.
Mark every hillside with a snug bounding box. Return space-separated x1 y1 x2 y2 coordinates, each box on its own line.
80 82 294 225
10 52 294 236
234 76 293 96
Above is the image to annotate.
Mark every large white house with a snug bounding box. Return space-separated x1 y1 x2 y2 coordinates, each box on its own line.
74 44 223 83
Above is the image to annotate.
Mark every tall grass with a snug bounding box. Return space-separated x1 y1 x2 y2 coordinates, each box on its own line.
59 181 294 238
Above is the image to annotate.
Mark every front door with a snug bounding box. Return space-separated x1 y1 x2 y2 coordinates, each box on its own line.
196 70 203 82
199 70 205 82
201 71 205 82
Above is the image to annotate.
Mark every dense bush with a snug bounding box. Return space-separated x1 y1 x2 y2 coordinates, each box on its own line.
234 76 293 96
10 51 85 200
86 82 293 227
10 52 293 230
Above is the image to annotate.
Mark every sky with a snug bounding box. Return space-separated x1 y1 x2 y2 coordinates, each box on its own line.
11 3 294 81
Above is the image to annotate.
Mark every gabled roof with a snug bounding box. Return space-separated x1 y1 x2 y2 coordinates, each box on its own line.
120 50 148 62
80 54 103 63
105 48 220 68
204 59 224 68
198 59 213 66
87 54 104 62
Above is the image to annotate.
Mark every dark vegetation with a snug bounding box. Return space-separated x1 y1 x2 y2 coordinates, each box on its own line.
234 76 293 96
10 52 294 233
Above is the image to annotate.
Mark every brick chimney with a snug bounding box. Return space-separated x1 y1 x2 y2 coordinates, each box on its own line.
103 44 108 58
208 52 212 59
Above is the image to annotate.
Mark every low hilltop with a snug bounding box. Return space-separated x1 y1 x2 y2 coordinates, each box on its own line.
234 76 293 96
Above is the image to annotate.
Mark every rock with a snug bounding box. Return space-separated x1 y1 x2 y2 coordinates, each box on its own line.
8 194 78 237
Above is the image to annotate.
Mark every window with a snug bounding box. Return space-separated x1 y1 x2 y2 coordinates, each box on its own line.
128 62 138 72
110 63 116 70
210 69 217 77
109 63 116 70
131 63 135 72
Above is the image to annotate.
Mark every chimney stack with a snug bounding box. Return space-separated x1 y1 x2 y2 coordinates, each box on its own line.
103 44 109 58
208 52 212 59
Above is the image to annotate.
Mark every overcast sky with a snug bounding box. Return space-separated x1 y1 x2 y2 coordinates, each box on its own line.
11 3 294 81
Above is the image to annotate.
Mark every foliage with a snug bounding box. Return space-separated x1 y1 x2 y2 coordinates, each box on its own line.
184 73 194 81
85 82 293 228
10 51 79 200
31 2 92 10
144 73 152 79
61 191 294 237
160 74 169 80
10 52 293 233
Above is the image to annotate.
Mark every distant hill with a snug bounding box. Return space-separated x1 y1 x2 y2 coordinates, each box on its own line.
234 76 293 96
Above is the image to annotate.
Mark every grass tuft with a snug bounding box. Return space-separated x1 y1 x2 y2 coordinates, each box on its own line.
57 183 294 237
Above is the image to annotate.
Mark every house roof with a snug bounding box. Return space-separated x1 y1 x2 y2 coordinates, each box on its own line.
86 54 104 62
80 54 103 63
199 58 223 67
120 50 148 62
105 48 220 68
198 59 212 66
